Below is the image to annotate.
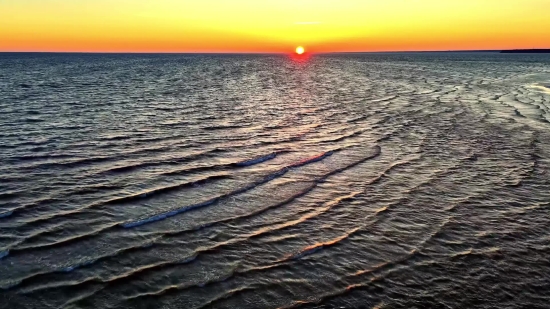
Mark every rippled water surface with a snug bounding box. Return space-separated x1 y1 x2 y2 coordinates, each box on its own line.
1 52 550 308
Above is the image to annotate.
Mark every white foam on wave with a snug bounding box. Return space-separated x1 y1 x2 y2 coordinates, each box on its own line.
529 83 550 95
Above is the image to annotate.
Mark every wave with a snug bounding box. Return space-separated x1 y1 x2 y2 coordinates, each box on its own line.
278 250 428 309
449 247 502 260
248 191 363 245
120 150 337 228
171 183 319 237
111 152 378 298
121 199 219 228
24 160 381 296
23 118 44 123
233 152 278 167
122 223 376 306
5 148 333 255
323 130 365 143
157 150 381 254
104 174 230 206
0 197 62 224
202 124 250 131
288 246 324 260
16 251 199 294
70 184 122 196
98 148 220 175
4 146 381 293
92 145 269 178
371 95 398 103
122 268 241 303
8 153 74 162
289 151 334 168
6 174 229 232
283 227 362 261
97 134 136 141
262 154 422 264
0 210 13 219
9 221 121 253
0 279 21 290
194 286 257 309
104 162 163 174
158 163 234 177
1 236 165 291
61 258 98 273
346 115 368 123
19 155 113 170
529 83 550 95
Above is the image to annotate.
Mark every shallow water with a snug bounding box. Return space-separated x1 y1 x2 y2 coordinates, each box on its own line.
1 52 550 308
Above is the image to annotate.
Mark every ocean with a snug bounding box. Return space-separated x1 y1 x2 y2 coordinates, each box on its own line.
1 52 550 308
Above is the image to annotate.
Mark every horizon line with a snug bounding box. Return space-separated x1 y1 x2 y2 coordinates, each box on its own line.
1 48 549 55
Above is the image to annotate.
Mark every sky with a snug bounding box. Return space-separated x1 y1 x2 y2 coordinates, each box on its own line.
1 0 549 53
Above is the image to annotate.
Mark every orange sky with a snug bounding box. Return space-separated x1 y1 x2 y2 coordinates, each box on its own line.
1 0 549 53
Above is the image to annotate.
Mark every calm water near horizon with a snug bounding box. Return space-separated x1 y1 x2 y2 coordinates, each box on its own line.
1 52 550 308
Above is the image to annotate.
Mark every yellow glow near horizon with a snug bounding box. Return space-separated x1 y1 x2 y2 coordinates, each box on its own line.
296 46 305 55
0 0 549 52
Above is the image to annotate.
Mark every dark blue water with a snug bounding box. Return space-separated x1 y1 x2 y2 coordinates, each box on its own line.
1 52 550 309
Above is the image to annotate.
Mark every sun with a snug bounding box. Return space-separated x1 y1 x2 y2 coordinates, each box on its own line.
295 46 305 55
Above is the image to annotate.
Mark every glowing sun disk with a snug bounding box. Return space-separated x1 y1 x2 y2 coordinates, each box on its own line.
296 46 305 55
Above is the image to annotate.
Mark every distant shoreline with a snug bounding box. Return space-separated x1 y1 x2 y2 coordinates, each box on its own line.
500 49 550 54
